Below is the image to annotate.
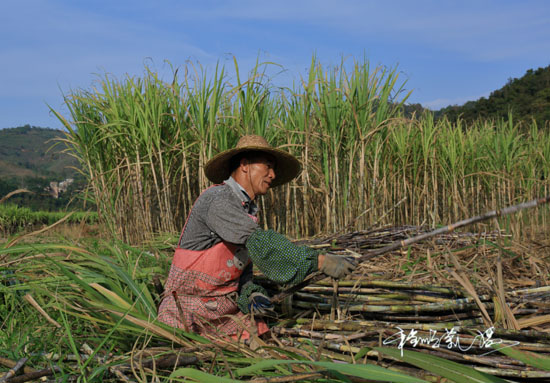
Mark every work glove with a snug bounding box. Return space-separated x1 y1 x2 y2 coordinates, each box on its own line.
320 253 357 279
248 292 278 318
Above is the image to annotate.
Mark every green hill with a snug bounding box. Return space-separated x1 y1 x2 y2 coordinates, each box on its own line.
0 126 87 211
435 65 550 126
0 125 78 179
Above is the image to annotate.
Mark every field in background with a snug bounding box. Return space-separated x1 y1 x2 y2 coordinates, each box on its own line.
52 57 550 243
0 203 98 237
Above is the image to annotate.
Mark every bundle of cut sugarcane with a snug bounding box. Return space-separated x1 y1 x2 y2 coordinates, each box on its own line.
271 319 550 380
254 200 550 380
294 225 507 251
274 196 550 306
262 277 550 327
269 287 550 380
256 222 550 330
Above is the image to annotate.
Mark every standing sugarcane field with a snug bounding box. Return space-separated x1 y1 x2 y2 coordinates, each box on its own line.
2 53 550 383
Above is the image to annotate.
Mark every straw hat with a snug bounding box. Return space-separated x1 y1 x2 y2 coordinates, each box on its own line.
204 135 301 187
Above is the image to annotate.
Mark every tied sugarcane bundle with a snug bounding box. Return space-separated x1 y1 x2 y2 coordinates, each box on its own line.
272 195 550 304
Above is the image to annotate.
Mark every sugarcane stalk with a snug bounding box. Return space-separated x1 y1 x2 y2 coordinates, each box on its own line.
318 279 466 295
0 357 36 375
295 291 486 305
414 346 526 370
136 353 199 370
291 293 498 313
295 294 432 306
508 285 550 296
291 328 550 367
517 314 550 329
331 279 339 320
301 287 453 303
0 357 28 383
297 344 354 363
108 367 135 383
293 300 492 314
478 327 550 345
3 366 62 383
272 327 375 342
294 318 482 332
295 337 363 354
290 283 550 315
367 195 550 258
272 195 550 303
376 313 485 323
474 366 550 378
290 319 550 353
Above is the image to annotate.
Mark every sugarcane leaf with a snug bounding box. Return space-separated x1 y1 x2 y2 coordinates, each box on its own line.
325 370 353 383
312 361 427 382
170 368 244 382
48 257 105 302
480 240 517 258
492 344 550 371
81 305 131 370
375 347 508 383
354 346 372 361
99 255 157 317
235 359 427 382
89 283 132 310
234 359 295 376
106 309 192 346
266 346 310 361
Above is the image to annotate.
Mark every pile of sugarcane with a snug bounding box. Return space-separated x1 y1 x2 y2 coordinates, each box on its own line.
255 225 550 380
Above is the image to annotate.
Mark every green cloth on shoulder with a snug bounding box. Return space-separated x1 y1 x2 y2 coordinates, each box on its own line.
245 229 319 286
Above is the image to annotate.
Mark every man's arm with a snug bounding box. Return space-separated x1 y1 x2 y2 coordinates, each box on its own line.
245 229 319 286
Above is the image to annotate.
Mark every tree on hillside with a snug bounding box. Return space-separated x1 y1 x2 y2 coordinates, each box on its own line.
436 65 550 127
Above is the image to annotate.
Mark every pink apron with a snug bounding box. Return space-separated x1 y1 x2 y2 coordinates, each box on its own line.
158 187 268 340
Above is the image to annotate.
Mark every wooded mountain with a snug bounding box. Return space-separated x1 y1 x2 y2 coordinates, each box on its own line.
0 125 78 179
434 65 550 126
0 125 85 210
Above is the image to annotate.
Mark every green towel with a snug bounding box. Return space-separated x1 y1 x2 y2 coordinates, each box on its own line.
246 229 319 286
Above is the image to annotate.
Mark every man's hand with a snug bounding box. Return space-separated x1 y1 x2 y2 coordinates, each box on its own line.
319 253 357 279
248 292 278 318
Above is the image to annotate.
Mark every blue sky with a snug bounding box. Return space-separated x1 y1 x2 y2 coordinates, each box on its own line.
1 0 549 130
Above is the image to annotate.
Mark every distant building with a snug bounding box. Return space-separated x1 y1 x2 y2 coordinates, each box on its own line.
47 178 74 199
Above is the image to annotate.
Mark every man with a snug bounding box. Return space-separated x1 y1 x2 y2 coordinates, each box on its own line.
158 135 356 340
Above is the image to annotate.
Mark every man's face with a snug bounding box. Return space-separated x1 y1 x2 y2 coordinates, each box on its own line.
246 154 276 197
